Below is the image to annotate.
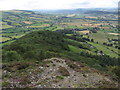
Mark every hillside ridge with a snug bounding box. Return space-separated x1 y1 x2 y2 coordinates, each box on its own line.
2 58 118 88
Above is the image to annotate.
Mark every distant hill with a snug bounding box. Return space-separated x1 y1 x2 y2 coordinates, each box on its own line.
32 8 117 14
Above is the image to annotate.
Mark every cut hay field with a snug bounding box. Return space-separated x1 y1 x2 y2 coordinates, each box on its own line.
23 21 33 24
108 33 120 36
66 14 76 17
78 30 90 34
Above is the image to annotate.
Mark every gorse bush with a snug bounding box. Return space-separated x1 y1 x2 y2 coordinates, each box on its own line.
58 66 70 76
3 50 22 61
110 66 120 82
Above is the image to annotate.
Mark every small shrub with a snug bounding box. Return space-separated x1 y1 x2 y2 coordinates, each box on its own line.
3 50 22 61
58 66 70 76
2 81 10 87
19 76 31 85
17 63 29 70
66 60 80 72
56 76 64 80
3 62 30 72
110 66 120 82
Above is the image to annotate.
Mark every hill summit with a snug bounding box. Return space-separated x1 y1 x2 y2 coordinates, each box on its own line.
2 58 118 88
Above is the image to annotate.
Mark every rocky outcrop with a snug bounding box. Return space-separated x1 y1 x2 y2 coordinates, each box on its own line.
2 58 118 88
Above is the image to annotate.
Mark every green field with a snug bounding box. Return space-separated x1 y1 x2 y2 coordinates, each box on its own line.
2 25 13 29
1 10 119 59
88 42 118 58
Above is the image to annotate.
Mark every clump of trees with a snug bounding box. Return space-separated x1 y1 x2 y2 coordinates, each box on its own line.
103 42 113 46
3 50 22 61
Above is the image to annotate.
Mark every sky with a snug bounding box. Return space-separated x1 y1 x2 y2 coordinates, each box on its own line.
0 0 119 10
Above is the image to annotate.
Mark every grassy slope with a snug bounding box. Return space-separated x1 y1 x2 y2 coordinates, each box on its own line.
88 42 118 58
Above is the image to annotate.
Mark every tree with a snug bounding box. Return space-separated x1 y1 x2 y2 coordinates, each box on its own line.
91 39 94 42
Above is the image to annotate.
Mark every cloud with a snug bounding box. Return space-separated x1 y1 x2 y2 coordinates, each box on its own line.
0 0 119 10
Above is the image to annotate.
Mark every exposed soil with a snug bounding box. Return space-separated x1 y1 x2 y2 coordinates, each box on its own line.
23 21 33 24
78 30 90 34
108 33 120 35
